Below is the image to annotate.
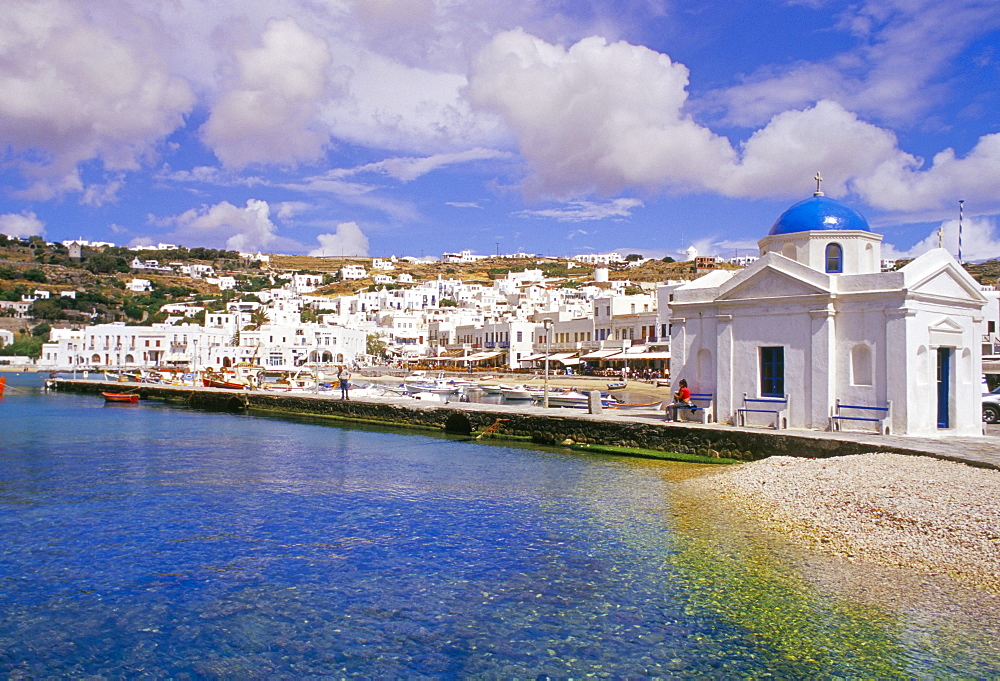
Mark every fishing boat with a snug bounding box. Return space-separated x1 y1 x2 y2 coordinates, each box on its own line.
202 374 249 390
102 392 139 403
606 381 628 390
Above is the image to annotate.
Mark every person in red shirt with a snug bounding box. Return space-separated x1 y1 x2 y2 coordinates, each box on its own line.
674 379 691 405
666 378 697 420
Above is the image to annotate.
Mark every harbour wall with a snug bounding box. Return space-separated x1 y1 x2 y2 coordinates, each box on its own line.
49 378 936 462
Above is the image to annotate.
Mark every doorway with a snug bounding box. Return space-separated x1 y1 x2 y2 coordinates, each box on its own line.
936 347 951 428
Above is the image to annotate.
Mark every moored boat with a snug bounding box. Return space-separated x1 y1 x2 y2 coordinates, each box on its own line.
202 375 249 390
102 392 139 403
404 380 461 395
500 385 539 401
606 400 664 411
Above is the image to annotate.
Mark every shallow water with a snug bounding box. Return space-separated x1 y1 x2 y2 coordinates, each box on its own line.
1 372 998 677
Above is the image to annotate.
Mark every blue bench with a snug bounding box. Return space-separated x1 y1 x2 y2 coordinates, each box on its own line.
736 393 789 429
830 399 892 435
667 392 714 423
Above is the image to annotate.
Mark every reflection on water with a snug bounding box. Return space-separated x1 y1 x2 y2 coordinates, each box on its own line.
0 373 997 677
666 468 1000 677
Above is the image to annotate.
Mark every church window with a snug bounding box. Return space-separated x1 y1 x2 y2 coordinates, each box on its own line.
825 243 843 273
760 346 784 397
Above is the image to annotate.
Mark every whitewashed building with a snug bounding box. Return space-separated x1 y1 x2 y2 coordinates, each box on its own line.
669 193 985 436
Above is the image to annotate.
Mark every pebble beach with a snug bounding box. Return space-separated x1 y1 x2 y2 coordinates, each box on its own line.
685 453 1000 589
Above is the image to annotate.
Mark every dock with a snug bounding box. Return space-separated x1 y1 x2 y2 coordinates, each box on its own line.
47 378 1000 470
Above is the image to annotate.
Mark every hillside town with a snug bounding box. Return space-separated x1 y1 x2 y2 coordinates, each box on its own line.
3 194 1000 436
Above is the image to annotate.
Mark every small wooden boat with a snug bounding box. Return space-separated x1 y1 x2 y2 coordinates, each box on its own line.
202 376 248 390
606 381 628 390
102 392 139 403
606 400 664 411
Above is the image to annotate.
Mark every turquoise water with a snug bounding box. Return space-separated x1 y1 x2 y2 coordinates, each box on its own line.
1 373 998 677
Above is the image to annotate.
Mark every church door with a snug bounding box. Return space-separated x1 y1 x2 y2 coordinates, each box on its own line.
936 347 951 428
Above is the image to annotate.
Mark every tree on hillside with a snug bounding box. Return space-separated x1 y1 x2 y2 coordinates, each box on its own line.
245 309 270 331
366 333 389 361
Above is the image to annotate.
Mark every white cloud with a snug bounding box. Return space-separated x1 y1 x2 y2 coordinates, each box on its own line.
201 17 334 168
706 0 1000 127
0 212 45 238
309 222 371 257
366 148 512 182
721 100 906 199
467 29 736 198
515 198 644 222
81 178 125 208
883 216 1000 262
469 30 1000 217
0 0 194 198
167 199 300 252
276 202 311 221
854 134 1000 212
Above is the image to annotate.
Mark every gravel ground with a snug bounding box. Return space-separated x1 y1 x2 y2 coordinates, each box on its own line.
685 453 1000 589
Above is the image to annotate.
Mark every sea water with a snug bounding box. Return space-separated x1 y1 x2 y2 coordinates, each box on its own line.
1 372 998 678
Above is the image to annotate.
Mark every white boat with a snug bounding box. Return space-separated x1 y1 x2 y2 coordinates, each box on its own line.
541 390 619 409
404 380 461 395
501 385 539 401
480 383 508 395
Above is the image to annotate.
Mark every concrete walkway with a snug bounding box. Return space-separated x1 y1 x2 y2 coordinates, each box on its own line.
51 377 1000 470
408 395 1000 470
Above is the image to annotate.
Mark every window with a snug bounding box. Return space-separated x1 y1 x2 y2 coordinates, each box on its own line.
760 346 784 397
825 243 843 273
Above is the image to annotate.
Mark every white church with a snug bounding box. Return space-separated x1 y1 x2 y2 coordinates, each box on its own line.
669 180 985 437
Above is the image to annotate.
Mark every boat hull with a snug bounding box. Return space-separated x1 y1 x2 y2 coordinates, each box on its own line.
102 392 139 402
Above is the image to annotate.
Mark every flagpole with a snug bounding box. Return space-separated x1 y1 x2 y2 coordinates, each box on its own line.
958 200 964 264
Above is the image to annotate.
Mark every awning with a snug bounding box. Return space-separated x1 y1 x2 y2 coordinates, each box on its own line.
626 350 671 360
467 351 504 362
605 349 671 361
519 353 545 362
549 352 577 361
580 349 621 359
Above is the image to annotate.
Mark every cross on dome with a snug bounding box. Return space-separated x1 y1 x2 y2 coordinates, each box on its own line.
813 171 824 196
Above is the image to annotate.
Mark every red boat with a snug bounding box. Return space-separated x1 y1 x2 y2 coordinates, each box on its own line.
202 377 248 390
102 392 139 403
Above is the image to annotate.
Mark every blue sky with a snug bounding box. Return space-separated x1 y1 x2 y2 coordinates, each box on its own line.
1 0 999 262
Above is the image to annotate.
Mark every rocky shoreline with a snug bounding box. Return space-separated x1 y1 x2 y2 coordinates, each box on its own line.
684 453 1000 589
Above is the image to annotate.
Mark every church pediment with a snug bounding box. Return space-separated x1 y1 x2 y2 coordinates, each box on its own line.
909 268 983 302
717 266 829 302
929 317 963 333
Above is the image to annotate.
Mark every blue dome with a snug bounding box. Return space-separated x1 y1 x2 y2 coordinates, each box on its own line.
768 196 870 236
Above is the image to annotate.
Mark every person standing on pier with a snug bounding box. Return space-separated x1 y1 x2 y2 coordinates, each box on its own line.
338 366 351 400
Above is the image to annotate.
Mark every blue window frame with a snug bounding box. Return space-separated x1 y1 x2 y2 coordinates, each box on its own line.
760 346 784 397
825 243 843 273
